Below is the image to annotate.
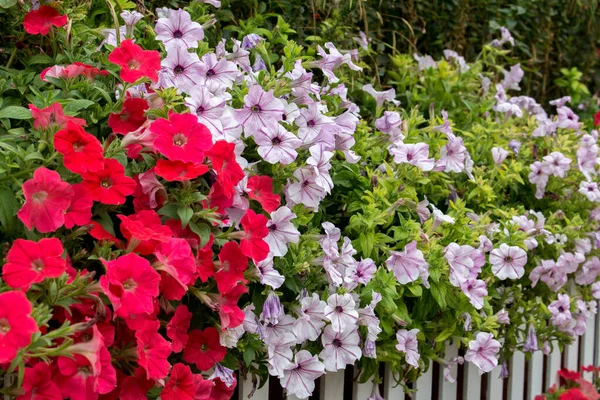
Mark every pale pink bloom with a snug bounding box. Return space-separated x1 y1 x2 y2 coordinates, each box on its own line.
323 293 359 333
464 332 500 373
395 329 420 368
576 257 600 285
320 326 362 371
285 168 325 210
529 260 567 291
445 243 485 286
502 64 524 91
293 293 326 343
577 134 598 180
443 356 465 382
265 207 300 257
390 143 435 171
155 9 204 50
575 238 592 255
548 294 572 328
159 45 203 92
478 235 493 253
352 258 377 286
262 314 296 346
362 84 400 108
556 106 580 130
437 137 467 173
308 42 362 83
282 100 300 124
256 257 285 289
413 54 437 70
185 87 227 137
579 181 600 202
495 309 510 324
254 125 301 165
199 0 221 7
375 111 404 142
528 161 548 199
235 85 284 136
267 333 295 378
542 152 571 178
319 222 341 258
489 244 527 280
197 53 239 89
281 351 325 399
460 278 487 310
592 282 600 299
556 252 585 274
491 147 509 166
358 292 382 342
430 204 455 226
491 27 514 47
296 103 335 144
386 241 429 285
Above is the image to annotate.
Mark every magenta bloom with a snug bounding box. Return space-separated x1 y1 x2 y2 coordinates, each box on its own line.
489 244 527 280
464 332 500 373
386 241 429 285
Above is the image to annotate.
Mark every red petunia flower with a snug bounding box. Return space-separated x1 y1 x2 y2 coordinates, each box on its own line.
54 121 105 174
132 170 166 212
18 362 61 400
80 158 136 205
3 238 66 291
167 304 192 353
108 39 161 83
207 181 235 214
559 388 587 400
183 327 227 371
209 374 237 400
118 210 173 255
0 291 38 363
17 167 74 233
108 97 149 135
166 219 201 249
217 283 247 330
215 241 248 294
119 368 155 400
240 209 270 262
155 159 209 181
193 375 215 400
207 141 244 199
136 328 172 381
196 235 215 282
155 238 197 301
23 6 67 35
40 62 109 82
246 175 280 213
161 363 196 400
558 368 581 382
152 113 213 163
54 348 116 399
99 253 160 318
29 103 86 130
88 221 122 247
595 111 600 127
64 183 93 229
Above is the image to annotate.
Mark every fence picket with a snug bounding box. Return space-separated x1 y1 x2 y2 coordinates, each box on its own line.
240 375 269 400
487 364 504 400
564 335 579 371
527 351 543 400
546 342 561 389
352 378 372 400
321 371 345 400
439 343 458 400
582 316 596 380
414 364 433 400
508 352 525 399
384 364 405 399
463 362 481 399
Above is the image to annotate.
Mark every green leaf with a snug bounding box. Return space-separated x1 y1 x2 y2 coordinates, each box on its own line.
0 106 31 120
435 325 456 343
177 206 193 229
243 347 255 367
189 222 211 247
430 281 447 310
63 100 95 114
158 203 180 220
0 186 19 233
0 0 17 8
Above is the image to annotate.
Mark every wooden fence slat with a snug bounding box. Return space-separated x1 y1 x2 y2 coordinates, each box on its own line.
384 364 405 399
527 351 543 400
564 335 579 371
463 362 481 399
508 352 525 399
240 376 269 400
546 342 561 389
487 364 504 400
440 343 458 400
415 364 433 400
582 316 596 380
321 371 345 400
352 379 372 400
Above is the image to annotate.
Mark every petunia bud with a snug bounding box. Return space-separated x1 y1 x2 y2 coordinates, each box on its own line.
261 292 283 325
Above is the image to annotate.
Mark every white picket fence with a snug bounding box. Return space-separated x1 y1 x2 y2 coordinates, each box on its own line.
236 313 600 400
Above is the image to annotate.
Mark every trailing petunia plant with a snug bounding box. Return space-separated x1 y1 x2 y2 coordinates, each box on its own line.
0 1 599 399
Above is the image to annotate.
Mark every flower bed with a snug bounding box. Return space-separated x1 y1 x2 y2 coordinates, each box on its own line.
0 2 599 399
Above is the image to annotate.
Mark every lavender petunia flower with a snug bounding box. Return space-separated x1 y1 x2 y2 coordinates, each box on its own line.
253 55 267 72
199 0 221 7
256 257 285 289
261 292 283 326
323 293 359 333
491 147 510 166
577 134 598 180
431 204 456 226
443 49 469 72
254 125 301 165
155 9 204 50
386 241 429 285
414 54 437 70
185 86 227 137
479 235 493 253
265 206 301 257
364 339 377 359
508 140 522 154
267 333 295 378
285 168 326 210
159 45 203 92
542 341 551 355
542 152 571 178
550 96 571 108
281 350 325 399
293 293 326 343
234 85 284 136
353 258 377 285
242 33 263 49
390 143 435 171
375 111 404 142
593 282 600 299
354 31 370 50
491 27 514 47
445 243 485 287
362 84 400 108
296 103 335 144
523 324 539 352
496 309 510 324
444 356 465 382
320 326 362 371
556 106 580 130
262 314 296 346
120 10 143 35
489 244 527 280
528 161 548 199
529 260 567 291
358 292 382 342
198 53 239 89
575 257 600 285
437 137 467 173
579 181 600 202
548 294 572 328
502 64 524 91
464 332 500 373
396 329 420 368
209 364 236 387
307 42 362 83
460 278 488 310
